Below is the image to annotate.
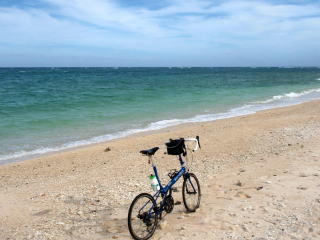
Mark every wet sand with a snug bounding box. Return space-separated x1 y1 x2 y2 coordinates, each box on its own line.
1 101 320 240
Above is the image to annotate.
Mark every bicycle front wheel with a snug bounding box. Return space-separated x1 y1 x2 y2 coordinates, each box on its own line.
182 173 201 212
128 193 158 240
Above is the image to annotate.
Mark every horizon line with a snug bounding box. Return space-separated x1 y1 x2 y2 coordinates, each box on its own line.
1 66 320 68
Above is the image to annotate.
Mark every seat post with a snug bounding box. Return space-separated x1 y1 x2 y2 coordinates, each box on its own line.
149 155 156 167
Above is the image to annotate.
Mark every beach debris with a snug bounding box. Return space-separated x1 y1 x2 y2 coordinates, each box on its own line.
104 147 111 152
305 227 314 233
174 201 182 205
256 186 263 191
77 210 84 215
264 180 272 184
241 225 248 232
33 209 52 216
297 186 307 190
235 180 242 187
235 191 251 199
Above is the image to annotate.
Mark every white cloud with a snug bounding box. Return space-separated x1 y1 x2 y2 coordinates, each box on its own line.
44 0 168 36
0 0 320 66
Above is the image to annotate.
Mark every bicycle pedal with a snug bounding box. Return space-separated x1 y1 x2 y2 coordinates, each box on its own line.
172 187 179 192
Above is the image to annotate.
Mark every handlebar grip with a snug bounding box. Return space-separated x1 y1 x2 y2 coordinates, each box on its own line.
196 136 201 149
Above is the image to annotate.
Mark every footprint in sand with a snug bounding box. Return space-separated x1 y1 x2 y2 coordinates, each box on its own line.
102 218 127 235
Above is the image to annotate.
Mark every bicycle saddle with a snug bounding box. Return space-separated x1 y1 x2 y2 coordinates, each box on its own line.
140 147 159 156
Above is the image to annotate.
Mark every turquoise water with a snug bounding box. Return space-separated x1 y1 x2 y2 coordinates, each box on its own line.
1 67 320 163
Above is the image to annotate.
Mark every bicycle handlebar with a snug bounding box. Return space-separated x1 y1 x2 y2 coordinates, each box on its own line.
184 136 201 151
141 136 201 164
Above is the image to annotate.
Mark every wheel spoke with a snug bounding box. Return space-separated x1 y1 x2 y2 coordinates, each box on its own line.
128 193 158 240
182 173 201 212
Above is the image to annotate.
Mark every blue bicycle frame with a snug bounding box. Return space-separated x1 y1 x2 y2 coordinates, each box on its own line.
138 155 187 219
153 166 185 196
151 155 189 205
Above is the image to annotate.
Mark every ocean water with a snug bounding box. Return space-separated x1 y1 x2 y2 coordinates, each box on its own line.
1 67 320 163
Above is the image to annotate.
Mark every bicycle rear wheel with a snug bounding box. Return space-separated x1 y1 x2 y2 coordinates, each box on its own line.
128 193 158 240
182 173 201 212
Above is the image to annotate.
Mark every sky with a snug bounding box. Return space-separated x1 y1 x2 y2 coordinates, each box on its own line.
0 0 319 67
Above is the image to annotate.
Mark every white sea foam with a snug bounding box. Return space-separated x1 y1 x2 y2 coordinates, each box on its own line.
1 87 320 163
258 88 320 103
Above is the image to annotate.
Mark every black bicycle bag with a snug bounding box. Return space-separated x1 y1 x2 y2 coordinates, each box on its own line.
165 138 186 156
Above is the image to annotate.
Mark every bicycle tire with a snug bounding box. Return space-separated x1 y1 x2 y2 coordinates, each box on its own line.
182 173 201 212
128 193 158 240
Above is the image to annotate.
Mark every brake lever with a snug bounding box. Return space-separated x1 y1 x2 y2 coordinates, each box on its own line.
196 136 201 149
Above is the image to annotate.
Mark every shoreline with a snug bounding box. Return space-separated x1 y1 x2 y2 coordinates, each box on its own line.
2 92 320 165
1 100 320 239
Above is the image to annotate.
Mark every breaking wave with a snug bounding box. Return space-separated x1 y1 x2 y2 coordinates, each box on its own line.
1 87 320 163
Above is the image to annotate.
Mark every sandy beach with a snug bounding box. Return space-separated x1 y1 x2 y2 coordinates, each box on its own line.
1 100 320 240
